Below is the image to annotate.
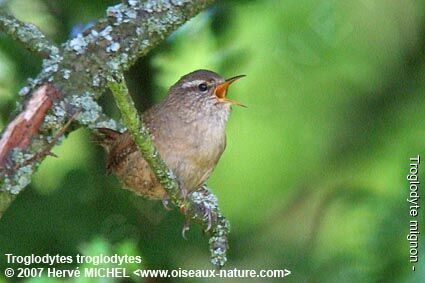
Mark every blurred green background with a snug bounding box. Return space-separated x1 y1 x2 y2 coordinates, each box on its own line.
1 0 424 282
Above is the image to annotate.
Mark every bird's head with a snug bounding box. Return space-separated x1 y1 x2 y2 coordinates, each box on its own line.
168 69 246 109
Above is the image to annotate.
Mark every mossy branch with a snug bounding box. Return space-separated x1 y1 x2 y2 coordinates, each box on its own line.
0 11 59 58
107 74 230 268
108 73 183 205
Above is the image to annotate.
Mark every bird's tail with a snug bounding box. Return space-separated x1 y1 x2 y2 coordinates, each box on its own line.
91 128 121 152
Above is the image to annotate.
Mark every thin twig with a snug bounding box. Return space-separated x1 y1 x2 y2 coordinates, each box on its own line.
24 109 82 166
0 11 59 58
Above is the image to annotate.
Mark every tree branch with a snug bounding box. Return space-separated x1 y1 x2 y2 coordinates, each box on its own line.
0 10 59 58
0 0 230 268
108 73 230 268
107 73 183 204
0 0 214 209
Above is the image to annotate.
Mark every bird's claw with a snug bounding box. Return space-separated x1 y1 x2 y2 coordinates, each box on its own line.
161 198 173 211
181 187 188 201
181 218 191 240
203 205 217 233
46 151 58 158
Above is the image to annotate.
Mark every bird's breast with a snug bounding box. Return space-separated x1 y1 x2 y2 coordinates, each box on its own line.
152 110 229 191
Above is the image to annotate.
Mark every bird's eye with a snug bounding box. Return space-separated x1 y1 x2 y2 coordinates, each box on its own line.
198 83 208 92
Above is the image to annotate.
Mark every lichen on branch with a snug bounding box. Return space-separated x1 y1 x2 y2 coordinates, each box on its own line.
0 0 214 201
0 11 59 58
0 0 229 268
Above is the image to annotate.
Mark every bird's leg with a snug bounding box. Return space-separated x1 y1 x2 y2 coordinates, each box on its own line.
179 199 191 238
178 186 220 237
199 185 219 232
177 182 192 237
181 186 188 201
178 182 189 211
161 198 173 211
181 217 191 240
203 203 217 232
187 185 218 233
178 184 218 237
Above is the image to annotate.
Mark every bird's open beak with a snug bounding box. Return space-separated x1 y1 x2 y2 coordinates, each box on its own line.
214 75 246 107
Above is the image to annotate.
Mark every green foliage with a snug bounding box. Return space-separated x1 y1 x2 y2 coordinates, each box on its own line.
152 12 219 101
1 0 424 282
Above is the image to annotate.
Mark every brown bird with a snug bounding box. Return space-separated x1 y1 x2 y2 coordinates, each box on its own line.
96 69 245 202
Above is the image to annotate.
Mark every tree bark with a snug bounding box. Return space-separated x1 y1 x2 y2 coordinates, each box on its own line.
0 0 230 268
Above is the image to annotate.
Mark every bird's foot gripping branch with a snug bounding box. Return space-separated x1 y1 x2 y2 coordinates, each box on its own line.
107 74 230 268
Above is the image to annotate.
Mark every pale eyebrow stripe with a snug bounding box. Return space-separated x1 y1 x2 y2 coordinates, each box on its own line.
181 80 205 88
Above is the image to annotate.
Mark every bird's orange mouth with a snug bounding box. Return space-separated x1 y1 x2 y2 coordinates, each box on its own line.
214 75 246 107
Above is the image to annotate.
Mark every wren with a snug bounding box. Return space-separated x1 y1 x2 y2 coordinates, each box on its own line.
96 70 245 201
